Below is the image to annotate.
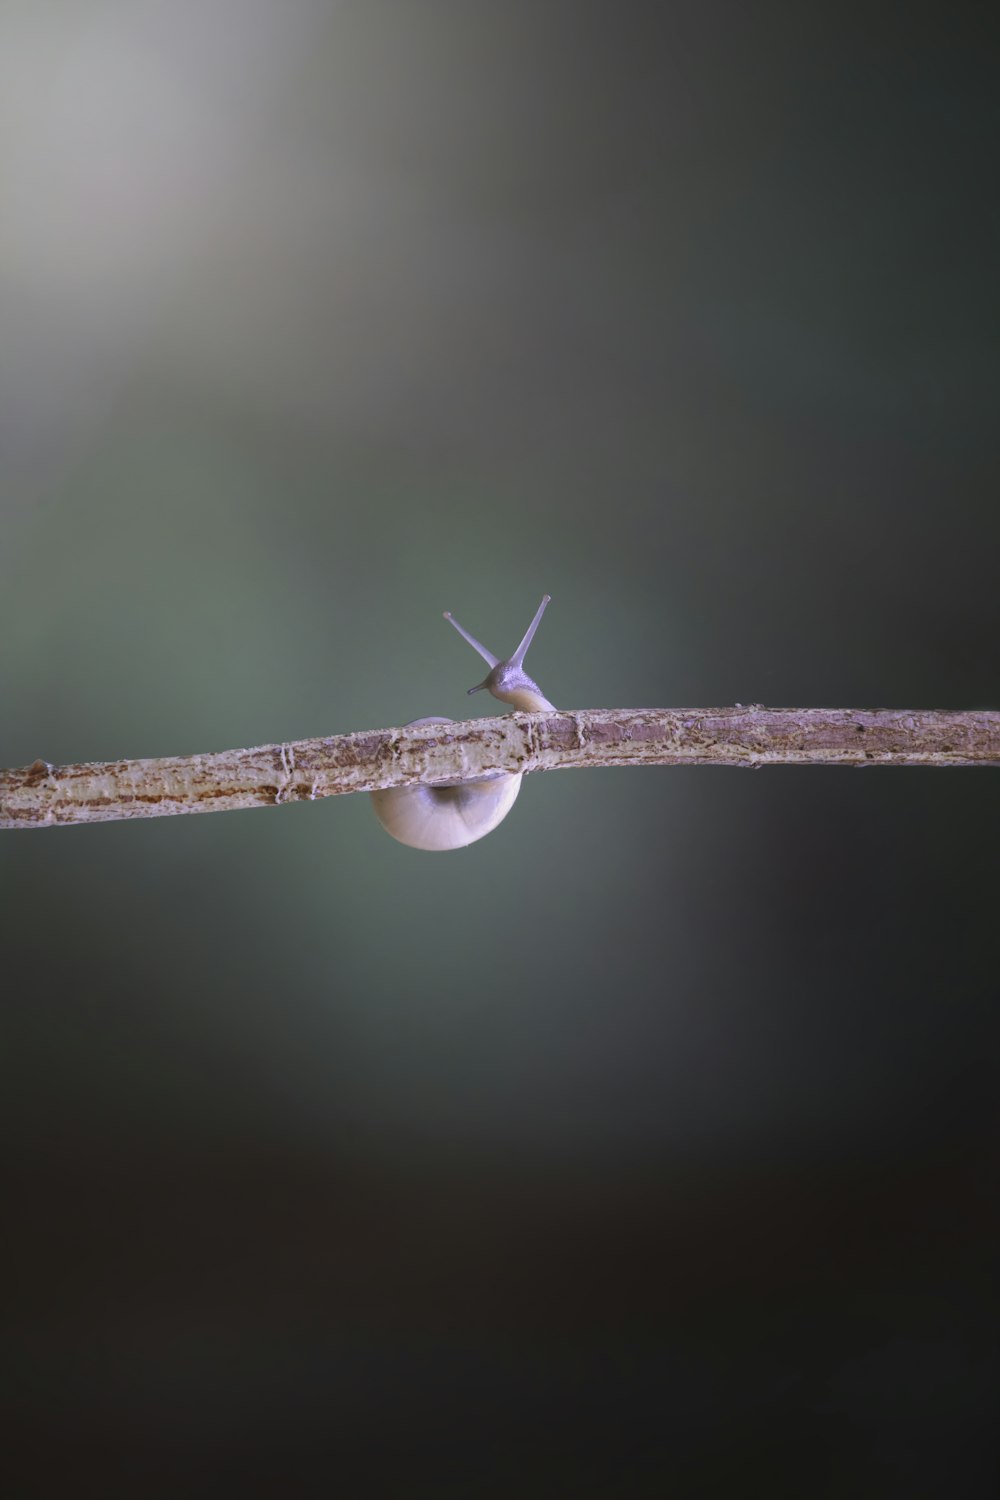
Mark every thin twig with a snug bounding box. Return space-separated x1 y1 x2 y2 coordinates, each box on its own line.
2 707 998 829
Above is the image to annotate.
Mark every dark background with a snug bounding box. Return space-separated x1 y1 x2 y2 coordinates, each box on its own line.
1 3 998 1494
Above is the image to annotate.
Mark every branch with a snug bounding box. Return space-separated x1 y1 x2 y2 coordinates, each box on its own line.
2 707 998 829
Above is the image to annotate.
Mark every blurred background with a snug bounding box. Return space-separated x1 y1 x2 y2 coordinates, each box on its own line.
1 2 998 1493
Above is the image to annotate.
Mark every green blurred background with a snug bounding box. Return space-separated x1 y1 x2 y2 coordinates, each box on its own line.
2 3 998 1493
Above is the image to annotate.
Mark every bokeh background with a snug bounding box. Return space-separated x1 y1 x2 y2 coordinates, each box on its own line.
2 2 998 1493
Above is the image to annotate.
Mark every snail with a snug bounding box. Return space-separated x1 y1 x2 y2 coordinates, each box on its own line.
370 595 555 851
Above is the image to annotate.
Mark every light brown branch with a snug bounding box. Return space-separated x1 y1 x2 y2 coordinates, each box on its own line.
2 708 998 829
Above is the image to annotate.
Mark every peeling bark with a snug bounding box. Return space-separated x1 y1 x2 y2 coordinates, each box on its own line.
2 707 998 829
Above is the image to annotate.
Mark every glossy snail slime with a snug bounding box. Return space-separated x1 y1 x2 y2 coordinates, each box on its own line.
370 595 555 851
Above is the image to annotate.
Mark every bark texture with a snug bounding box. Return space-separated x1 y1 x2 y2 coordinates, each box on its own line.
2 707 998 830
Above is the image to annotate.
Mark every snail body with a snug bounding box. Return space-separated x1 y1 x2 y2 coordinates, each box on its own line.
370 596 554 851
